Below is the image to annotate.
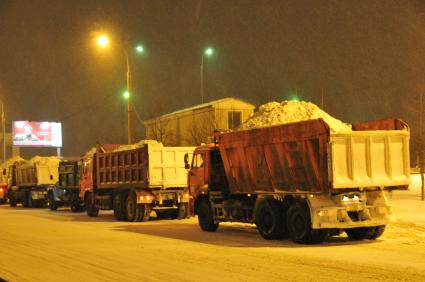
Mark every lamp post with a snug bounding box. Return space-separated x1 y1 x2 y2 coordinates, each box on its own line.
200 47 213 104
1 101 5 164
124 49 133 144
95 33 143 144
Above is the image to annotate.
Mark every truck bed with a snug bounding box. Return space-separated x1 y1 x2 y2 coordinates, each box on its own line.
96 143 195 189
16 158 59 187
218 118 410 194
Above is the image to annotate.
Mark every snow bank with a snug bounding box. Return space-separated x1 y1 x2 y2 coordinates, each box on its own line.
242 100 352 133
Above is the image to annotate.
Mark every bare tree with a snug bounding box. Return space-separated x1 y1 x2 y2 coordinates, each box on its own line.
147 117 174 145
187 111 217 145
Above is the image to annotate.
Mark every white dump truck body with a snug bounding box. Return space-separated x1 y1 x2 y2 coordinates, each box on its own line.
16 156 59 187
330 130 410 189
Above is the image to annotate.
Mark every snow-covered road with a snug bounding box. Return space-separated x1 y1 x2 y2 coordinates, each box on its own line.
0 180 425 282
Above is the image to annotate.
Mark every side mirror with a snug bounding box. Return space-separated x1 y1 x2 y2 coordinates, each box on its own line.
184 153 190 170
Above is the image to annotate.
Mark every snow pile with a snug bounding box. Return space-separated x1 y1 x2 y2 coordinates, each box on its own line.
112 140 161 152
1 156 24 168
27 156 60 167
84 147 96 157
242 100 352 132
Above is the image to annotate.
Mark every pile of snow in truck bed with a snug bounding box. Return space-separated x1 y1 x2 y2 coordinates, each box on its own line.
1 156 24 168
27 156 60 166
112 140 160 152
241 100 352 133
83 140 161 156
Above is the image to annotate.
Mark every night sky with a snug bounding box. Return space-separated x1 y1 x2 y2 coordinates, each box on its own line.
1 0 425 159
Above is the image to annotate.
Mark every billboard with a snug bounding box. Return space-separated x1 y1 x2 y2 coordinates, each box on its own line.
12 121 62 147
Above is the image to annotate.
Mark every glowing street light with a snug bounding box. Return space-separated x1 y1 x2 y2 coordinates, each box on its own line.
135 45 144 53
201 47 214 104
96 34 109 48
94 33 144 144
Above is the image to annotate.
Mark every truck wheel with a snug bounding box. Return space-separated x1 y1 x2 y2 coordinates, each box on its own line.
255 199 286 240
177 203 190 219
167 203 189 220
48 192 59 211
9 195 17 207
345 227 375 240
125 193 143 222
369 225 386 240
287 202 327 244
197 200 218 232
70 194 84 212
113 194 127 221
85 193 99 217
22 191 30 208
140 204 151 222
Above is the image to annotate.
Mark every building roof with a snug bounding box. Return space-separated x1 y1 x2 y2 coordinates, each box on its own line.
144 97 255 124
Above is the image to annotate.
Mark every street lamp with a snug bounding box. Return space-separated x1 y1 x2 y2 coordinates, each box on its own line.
200 47 214 104
96 34 109 48
95 34 143 144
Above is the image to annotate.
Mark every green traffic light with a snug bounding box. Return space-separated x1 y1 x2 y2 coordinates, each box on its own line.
123 91 130 99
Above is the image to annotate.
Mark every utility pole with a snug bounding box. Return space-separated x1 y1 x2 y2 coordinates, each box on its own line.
421 93 424 201
1 101 5 164
125 51 133 144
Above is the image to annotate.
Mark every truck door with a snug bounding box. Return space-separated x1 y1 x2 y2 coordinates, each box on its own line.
188 151 207 196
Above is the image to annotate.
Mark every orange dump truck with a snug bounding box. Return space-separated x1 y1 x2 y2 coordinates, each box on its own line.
186 118 410 243
80 142 195 222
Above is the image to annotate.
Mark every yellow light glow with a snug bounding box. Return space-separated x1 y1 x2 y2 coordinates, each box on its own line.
96 35 109 48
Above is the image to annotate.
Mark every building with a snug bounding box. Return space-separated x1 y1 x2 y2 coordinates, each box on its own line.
144 98 256 146
0 133 21 163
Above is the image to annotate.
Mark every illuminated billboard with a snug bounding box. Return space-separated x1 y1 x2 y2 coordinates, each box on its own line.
12 121 62 147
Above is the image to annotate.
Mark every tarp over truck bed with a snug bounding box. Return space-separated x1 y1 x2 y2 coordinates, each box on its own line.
218 118 410 194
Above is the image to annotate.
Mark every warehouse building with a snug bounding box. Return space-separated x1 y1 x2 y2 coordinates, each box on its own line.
144 98 255 146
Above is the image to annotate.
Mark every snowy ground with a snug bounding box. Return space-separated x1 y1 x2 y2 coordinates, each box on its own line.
1 178 425 282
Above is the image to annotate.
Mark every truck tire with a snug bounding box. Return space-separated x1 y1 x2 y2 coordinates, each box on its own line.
85 193 99 217
167 203 190 220
369 225 386 240
177 203 190 219
9 195 17 207
197 200 219 232
48 192 59 211
255 198 286 240
70 195 84 213
22 191 30 208
345 227 376 241
287 202 327 244
113 194 127 221
125 192 146 222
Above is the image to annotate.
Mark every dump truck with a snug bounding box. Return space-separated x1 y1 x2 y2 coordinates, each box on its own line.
8 156 59 208
80 141 195 221
186 118 410 243
0 157 24 204
47 160 84 212
0 171 7 204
